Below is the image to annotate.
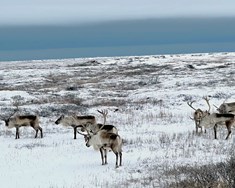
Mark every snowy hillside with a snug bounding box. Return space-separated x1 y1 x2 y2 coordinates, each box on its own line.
0 52 235 187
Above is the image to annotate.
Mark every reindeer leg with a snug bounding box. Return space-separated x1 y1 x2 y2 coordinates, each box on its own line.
100 148 105 165
197 121 204 134
196 120 203 134
114 152 119 168
39 127 43 138
119 152 122 167
225 121 232 140
16 127 20 139
214 124 218 139
35 129 39 138
200 124 203 133
15 127 18 139
104 149 108 164
15 127 17 139
74 127 77 139
195 122 199 134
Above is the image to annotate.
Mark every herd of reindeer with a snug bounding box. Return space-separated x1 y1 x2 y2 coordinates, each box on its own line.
1 109 122 168
1 97 235 168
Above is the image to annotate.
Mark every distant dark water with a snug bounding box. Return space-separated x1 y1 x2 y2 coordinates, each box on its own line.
0 18 235 61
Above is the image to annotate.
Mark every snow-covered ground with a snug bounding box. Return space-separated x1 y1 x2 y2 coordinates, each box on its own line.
0 52 235 187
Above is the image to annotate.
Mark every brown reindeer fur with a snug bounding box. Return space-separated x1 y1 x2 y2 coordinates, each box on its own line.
5 115 42 139
55 115 97 139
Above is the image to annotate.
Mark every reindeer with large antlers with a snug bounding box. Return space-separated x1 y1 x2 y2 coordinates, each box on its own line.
198 100 235 140
79 109 122 168
187 96 211 134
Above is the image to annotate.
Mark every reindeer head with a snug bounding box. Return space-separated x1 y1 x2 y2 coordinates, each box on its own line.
218 104 226 114
194 109 203 120
84 134 92 147
4 119 10 127
1 109 18 127
187 96 211 119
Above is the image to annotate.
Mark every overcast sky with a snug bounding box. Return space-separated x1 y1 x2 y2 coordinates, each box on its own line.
1 0 235 25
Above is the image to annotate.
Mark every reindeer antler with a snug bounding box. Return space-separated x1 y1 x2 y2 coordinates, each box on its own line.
213 104 219 111
77 128 90 136
189 116 194 120
203 96 211 113
187 101 197 111
77 124 91 136
96 109 108 133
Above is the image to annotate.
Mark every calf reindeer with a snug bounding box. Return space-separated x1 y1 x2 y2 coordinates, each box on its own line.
4 115 43 139
187 96 211 133
199 113 235 140
80 110 122 168
55 115 97 139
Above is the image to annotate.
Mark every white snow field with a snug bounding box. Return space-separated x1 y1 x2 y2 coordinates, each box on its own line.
0 52 235 187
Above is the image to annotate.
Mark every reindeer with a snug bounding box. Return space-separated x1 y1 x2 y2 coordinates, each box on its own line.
80 110 122 168
54 115 97 139
199 113 235 140
214 102 235 114
2 111 43 139
187 96 211 134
